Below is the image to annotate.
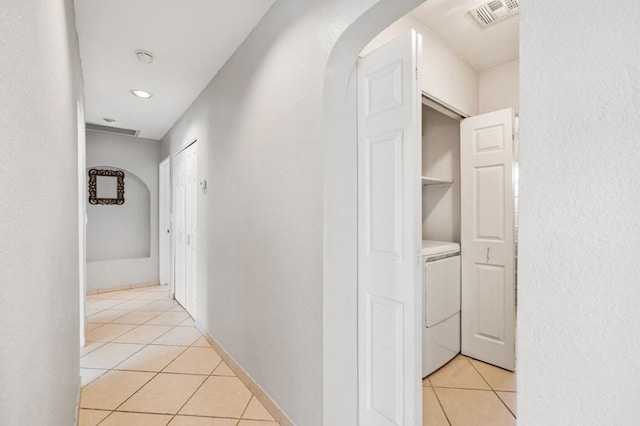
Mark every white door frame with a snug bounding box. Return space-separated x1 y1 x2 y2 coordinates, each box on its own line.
159 156 171 288
77 101 87 347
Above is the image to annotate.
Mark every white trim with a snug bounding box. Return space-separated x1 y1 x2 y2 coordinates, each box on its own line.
195 321 294 426
421 92 470 119
159 155 171 290
422 94 464 121
73 374 81 426
77 101 87 348
85 281 161 295
174 137 198 156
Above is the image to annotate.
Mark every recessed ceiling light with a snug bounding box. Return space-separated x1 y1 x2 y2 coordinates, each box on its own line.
130 89 153 99
103 118 116 123
135 49 154 64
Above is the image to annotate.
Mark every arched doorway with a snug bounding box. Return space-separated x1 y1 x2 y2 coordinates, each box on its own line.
322 1 426 423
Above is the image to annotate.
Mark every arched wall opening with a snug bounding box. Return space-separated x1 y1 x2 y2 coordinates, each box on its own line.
86 166 151 261
84 130 160 294
322 0 426 422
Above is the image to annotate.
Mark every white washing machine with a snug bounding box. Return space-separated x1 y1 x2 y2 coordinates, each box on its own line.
422 240 461 377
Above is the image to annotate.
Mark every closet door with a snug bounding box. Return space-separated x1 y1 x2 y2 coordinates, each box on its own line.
460 108 515 371
173 148 186 306
184 144 197 316
173 142 197 317
357 30 422 426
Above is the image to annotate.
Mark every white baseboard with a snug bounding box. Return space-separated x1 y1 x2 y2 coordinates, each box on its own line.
86 280 161 295
194 321 294 426
74 374 81 426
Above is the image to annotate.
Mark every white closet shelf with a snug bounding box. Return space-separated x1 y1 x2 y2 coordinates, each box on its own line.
422 176 453 185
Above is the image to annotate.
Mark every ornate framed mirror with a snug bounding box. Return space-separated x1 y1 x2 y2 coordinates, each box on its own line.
88 168 125 205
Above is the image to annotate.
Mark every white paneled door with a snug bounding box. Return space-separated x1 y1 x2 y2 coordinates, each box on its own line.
460 108 516 371
173 142 197 318
184 145 198 316
357 31 422 426
159 157 171 287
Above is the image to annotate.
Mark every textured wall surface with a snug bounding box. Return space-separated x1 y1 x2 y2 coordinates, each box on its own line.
160 1 431 423
479 58 519 114
0 0 84 424
518 1 640 424
86 131 161 291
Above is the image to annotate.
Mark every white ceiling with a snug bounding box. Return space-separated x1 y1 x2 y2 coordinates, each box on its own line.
410 0 519 71
75 0 276 140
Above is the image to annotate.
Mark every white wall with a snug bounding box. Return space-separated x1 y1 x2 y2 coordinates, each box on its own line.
479 58 519 114
86 131 160 291
160 1 433 424
422 106 461 242
362 14 479 117
518 1 640 424
0 0 84 424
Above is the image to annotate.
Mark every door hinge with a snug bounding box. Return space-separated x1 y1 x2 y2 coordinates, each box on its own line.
415 67 419 81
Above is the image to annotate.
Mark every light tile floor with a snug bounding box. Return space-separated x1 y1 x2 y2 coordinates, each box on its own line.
80 286 279 426
423 355 516 426
82 286 514 425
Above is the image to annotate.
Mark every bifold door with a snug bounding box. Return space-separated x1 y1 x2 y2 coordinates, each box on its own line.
357 30 422 425
460 108 516 371
173 142 197 318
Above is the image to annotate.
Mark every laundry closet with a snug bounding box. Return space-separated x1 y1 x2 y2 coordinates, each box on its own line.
420 100 463 377
355 2 519 422
359 0 518 382
420 82 517 377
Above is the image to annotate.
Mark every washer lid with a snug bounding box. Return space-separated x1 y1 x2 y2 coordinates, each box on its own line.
422 240 460 256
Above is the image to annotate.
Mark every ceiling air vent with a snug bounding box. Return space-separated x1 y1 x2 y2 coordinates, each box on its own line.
86 123 140 137
469 0 519 28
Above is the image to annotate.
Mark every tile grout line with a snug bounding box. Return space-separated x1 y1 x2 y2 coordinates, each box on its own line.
86 323 142 344
165 340 239 421
105 409 248 420
237 395 256 423
91 333 189 419
170 370 211 419
498 392 516 418
80 340 156 384
465 356 517 420
430 385 497 391
92 367 161 420
94 410 114 426
429 385 453 426
89 297 180 329
108 308 167 325
112 343 190 374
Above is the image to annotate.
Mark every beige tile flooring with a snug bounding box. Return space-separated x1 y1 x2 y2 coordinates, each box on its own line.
423 355 516 426
83 286 514 426
80 286 278 426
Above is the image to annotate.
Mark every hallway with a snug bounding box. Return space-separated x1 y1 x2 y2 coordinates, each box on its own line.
79 286 278 426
